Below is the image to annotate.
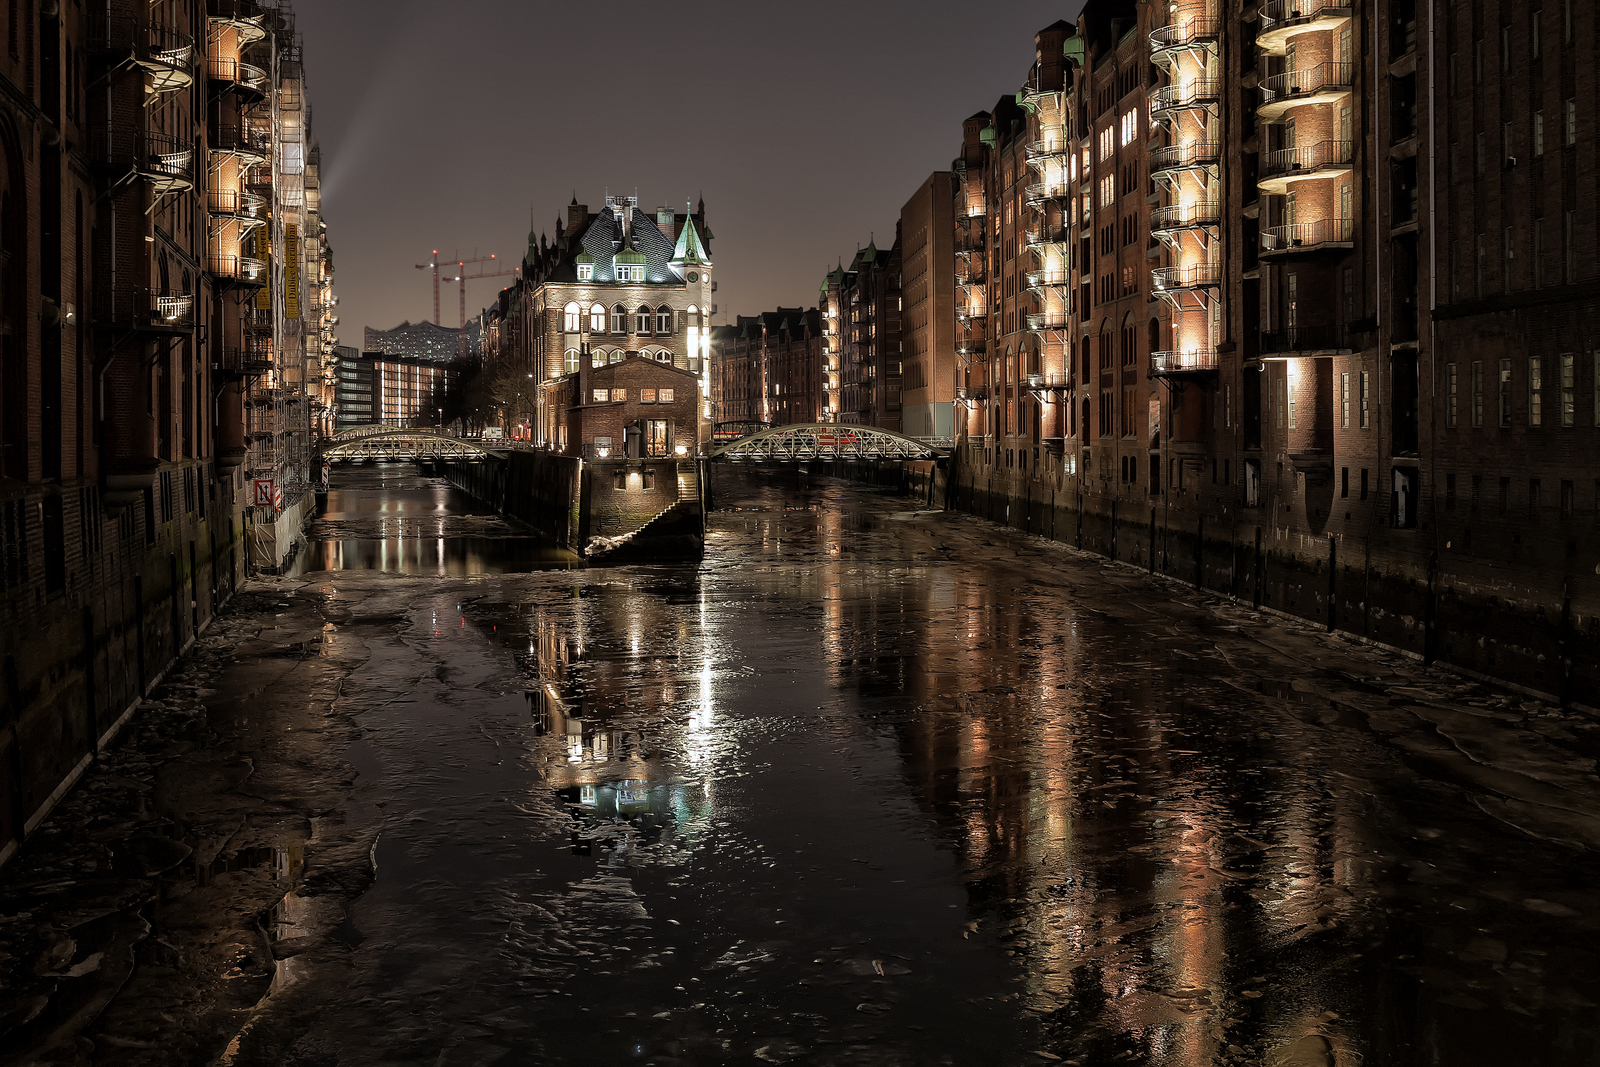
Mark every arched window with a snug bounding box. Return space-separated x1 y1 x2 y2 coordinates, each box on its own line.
563 349 580 374
686 303 699 327
589 303 606 333
636 305 652 333
611 304 626 333
591 349 606 368
656 350 672 363
656 305 672 333
562 302 581 332
609 349 624 364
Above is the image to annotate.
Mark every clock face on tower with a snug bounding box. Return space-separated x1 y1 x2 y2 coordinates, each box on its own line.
687 271 699 283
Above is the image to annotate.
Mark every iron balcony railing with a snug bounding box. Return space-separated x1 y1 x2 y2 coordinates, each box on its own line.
1026 223 1071 247
1151 349 1219 374
1261 218 1355 251
89 17 196 93
1260 0 1351 27
216 341 273 376
1025 132 1070 166
1024 181 1070 205
1025 269 1070 289
1151 141 1221 174
1260 62 1355 105
94 287 195 330
1152 263 1221 290
1027 311 1072 331
244 307 275 332
1262 139 1354 177
209 123 271 160
1151 201 1222 231
1151 80 1222 117
207 56 269 93
91 128 195 193
207 188 268 221
1150 17 1221 54
1259 324 1351 353
207 254 268 282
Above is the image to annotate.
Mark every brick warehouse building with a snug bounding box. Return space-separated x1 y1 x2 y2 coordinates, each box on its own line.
899 171 959 440
820 235 903 429
942 2 1600 704
708 308 824 430
0 0 338 865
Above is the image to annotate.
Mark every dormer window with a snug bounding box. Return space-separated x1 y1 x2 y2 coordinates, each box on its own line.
616 264 644 282
577 264 594 281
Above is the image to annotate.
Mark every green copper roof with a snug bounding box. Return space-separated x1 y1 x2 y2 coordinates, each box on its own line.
615 248 647 264
672 212 709 264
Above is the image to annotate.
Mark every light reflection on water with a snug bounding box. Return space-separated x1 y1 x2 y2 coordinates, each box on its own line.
291 462 576 575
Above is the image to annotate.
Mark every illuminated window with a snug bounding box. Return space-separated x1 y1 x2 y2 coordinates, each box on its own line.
636 305 651 332
562 301 581 332
589 303 606 332
577 264 593 281
640 388 657 403
563 348 579 374
1098 125 1114 161
656 305 673 333
592 389 609 403
1099 174 1114 208
1119 110 1137 146
659 388 674 403
613 387 627 402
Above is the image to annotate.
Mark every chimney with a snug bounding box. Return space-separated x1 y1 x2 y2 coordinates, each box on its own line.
567 199 587 235
656 206 676 240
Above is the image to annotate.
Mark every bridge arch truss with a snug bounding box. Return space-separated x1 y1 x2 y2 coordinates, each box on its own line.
319 428 502 460
706 423 945 462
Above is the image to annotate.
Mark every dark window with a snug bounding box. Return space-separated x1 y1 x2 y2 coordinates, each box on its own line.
1341 466 1349 498
43 496 64 592
1360 468 1369 501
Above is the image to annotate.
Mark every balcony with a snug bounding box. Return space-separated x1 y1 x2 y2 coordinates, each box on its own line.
216 342 273 377
1150 18 1220 64
1152 263 1221 292
1259 324 1352 355
210 123 270 163
1151 141 1221 178
90 18 195 93
208 253 268 285
1258 62 1354 120
207 189 268 225
1257 0 1353 55
1025 269 1070 291
954 216 987 254
1150 201 1222 235
91 129 195 195
1258 139 1354 192
1027 311 1071 331
207 56 269 95
954 260 986 285
94 287 195 332
1151 349 1218 375
244 307 274 333
1024 181 1069 206
1260 218 1354 254
1151 79 1221 120
208 0 268 43
956 305 988 323
1025 132 1070 169
1025 224 1070 250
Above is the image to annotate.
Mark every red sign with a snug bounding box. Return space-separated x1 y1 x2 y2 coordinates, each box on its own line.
253 478 276 507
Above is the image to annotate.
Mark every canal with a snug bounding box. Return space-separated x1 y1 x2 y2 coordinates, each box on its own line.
6 461 1599 1066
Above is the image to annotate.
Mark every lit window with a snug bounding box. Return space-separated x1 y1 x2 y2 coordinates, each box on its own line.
640 388 657 403
593 389 609 402
1099 174 1114 208
589 303 606 332
1119 110 1137 146
1098 125 1114 161
613 387 627 402
577 264 593 281
563 348 579 374
659 388 675 403
562 301 581 332
609 349 624 363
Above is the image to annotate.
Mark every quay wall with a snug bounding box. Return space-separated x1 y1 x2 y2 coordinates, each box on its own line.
1 462 254 868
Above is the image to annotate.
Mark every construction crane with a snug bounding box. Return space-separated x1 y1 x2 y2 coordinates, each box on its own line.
415 250 518 360
440 255 517 361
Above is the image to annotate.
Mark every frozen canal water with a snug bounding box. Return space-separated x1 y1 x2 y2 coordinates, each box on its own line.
5 462 1600 1066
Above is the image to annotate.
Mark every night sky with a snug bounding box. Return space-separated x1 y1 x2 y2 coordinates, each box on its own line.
293 0 1078 348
